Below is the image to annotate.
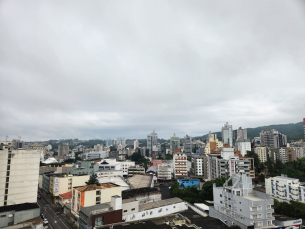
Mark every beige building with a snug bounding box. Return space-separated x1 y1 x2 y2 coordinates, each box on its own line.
173 152 187 178
71 183 121 217
242 157 255 179
255 147 267 163
0 149 40 206
49 174 90 197
204 133 223 154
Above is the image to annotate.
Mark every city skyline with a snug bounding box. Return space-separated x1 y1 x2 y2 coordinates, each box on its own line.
1 1 305 141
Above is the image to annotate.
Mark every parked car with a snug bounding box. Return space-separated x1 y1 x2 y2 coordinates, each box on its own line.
43 218 48 225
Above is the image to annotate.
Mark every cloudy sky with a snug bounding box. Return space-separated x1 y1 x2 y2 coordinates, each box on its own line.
1 1 305 141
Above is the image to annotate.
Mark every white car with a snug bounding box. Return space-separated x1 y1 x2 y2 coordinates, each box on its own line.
43 218 48 225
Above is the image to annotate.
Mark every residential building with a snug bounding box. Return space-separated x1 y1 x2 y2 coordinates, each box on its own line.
106 139 113 147
127 165 145 177
147 130 158 157
94 144 104 152
95 170 123 178
254 147 267 163
28 142 43 150
221 122 233 147
58 191 72 208
236 139 251 156
71 183 121 217
279 148 287 164
267 148 279 162
108 151 120 160
192 156 207 179
133 140 139 150
0 149 40 206
11 139 26 149
49 174 89 198
173 152 187 178
242 157 255 179
234 127 247 143
116 137 126 148
184 135 192 156
170 134 180 155
265 174 305 202
285 147 297 162
293 146 304 159
260 128 287 148
209 173 275 229
204 132 223 154
58 142 69 160
157 163 172 180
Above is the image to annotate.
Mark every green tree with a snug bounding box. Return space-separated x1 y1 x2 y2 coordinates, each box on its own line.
86 174 100 185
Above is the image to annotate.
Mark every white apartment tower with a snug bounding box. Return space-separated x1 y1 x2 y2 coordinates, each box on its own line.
0 146 40 206
134 140 139 150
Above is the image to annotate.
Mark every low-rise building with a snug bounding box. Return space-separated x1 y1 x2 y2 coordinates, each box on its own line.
209 173 275 229
157 163 172 180
69 161 99 175
122 187 161 205
71 183 121 218
98 159 135 176
128 174 154 189
58 191 72 208
128 165 145 177
265 174 305 202
85 151 107 160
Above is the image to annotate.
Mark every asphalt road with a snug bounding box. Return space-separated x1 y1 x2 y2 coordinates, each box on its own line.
37 193 72 229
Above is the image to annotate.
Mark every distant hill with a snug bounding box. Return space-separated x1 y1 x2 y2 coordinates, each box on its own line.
194 122 304 142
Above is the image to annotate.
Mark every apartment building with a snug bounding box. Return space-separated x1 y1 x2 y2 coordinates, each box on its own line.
49 174 89 197
210 173 275 229
221 122 233 147
170 134 180 155
236 139 251 156
204 133 223 155
0 148 40 206
192 156 207 179
71 183 121 218
254 147 267 163
265 174 305 202
157 163 172 180
98 159 135 176
184 135 192 156
58 142 69 160
173 152 187 178
242 157 255 179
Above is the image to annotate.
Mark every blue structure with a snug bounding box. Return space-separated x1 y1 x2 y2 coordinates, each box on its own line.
178 179 200 188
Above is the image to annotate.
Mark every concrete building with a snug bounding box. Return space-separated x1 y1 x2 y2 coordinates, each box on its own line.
85 151 107 160
0 149 40 206
192 156 207 179
134 140 139 150
294 146 304 159
234 127 247 143
49 174 89 198
170 134 180 155
157 163 172 180
184 135 192 156
209 173 275 229
204 132 223 154
71 183 121 218
98 159 135 176
0 203 40 227
221 122 233 147
173 152 187 179
69 161 99 175
58 142 69 160
127 165 145 177
95 170 123 178
242 157 255 179
260 128 287 148
122 187 161 204
236 139 251 157
254 147 267 163
28 142 43 150
108 151 120 160
147 130 158 157
11 139 26 150
267 148 279 162
58 191 72 208
279 148 287 164
266 174 305 202
106 139 113 147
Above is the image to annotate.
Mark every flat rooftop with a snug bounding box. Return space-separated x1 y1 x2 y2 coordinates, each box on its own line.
74 183 119 192
0 203 39 213
139 198 183 211
122 187 160 199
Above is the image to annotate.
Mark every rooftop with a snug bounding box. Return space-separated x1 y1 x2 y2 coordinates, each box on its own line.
0 203 39 213
74 183 119 192
81 203 110 216
129 174 153 189
60 191 72 199
139 197 183 211
122 187 160 199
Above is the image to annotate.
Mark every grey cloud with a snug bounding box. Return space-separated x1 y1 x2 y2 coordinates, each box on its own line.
1 0 305 141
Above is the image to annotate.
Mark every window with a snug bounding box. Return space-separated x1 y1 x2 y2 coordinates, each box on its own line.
96 191 100 195
1 215 6 218
131 208 135 211
96 197 100 201
124 210 127 213
95 216 104 226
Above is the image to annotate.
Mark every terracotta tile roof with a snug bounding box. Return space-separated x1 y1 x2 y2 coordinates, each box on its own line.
74 183 118 192
59 191 72 199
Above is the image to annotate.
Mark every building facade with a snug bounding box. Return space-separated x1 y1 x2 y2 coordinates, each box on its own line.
58 142 69 160
192 156 207 179
254 147 267 163
170 134 180 155
184 135 192 156
221 122 233 147
157 163 172 180
0 149 40 206
173 152 187 178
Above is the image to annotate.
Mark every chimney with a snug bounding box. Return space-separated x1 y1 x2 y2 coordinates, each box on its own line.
111 195 122 210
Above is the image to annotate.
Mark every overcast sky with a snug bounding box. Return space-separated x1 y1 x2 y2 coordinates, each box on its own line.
1 1 305 141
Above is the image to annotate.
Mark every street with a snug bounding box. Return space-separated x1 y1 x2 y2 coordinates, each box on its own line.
37 191 73 229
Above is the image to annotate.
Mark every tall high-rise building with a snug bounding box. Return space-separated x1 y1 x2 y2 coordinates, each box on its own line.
184 135 192 156
170 133 180 154
173 152 187 178
260 128 287 148
116 137 126 148
147 130 158 157
234 127 247 143
58 142 69 159
0 147 41 206
221 122 233 147
106 138 113 147
134 140 139 150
